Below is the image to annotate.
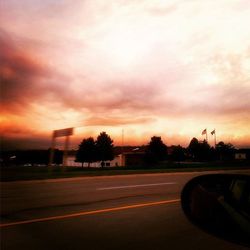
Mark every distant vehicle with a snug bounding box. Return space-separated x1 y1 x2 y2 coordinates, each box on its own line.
23 163 32 167
34 164 47 167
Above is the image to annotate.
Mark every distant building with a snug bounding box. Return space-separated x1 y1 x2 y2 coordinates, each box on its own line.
66 155 122 167
235 153 247 160
234 149 250 160
65 147 146 167
120 152 145 166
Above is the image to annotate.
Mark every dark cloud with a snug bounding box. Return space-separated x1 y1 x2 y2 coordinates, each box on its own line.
0 31 52 111
51 77 166 114
1 136 50 150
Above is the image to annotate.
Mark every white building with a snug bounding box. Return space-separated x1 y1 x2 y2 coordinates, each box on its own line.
66 155 123 167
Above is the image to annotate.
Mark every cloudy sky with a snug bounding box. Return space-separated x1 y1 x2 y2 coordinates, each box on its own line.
1 0 250 149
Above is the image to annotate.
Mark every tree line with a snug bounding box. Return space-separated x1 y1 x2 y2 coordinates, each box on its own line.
1 149 63 166
75 132 238 167
145 136 236 163
1 132 238 167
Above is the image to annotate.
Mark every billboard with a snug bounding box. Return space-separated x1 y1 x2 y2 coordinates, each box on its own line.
53 127 74 138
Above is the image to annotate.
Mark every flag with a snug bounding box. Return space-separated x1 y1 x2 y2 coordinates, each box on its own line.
211 129 215 135
202 129 207 135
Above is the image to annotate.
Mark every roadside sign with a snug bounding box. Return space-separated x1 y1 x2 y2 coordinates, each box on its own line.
53 128 74 138
49 127 74 167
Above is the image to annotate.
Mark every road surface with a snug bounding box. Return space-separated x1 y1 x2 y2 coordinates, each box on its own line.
1 170 250 250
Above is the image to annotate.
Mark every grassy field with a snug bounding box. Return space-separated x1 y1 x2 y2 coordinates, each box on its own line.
1 161 250 182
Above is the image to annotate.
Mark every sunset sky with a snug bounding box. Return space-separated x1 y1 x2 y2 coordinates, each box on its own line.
1 0 250 149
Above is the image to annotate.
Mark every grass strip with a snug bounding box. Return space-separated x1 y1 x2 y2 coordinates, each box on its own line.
1 163 249 182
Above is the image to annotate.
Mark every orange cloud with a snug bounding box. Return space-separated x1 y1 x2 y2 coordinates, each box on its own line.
84 116 155 126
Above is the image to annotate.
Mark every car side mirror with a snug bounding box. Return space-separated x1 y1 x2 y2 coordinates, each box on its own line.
181 174 250 247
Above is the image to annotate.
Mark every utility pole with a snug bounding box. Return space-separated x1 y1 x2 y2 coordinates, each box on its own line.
122 129 124 153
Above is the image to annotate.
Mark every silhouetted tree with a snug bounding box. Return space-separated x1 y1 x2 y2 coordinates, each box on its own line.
197 140 211 161
96 132 114 166
216 141 235 161
208 147 217 161
1 149 63 166
145 136 167 163
188 138 211 161
76 137 97 167
170 145 186 162
188 137 199 160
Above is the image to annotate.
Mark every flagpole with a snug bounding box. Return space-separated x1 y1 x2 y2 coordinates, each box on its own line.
214 130 216 147
211 129 216 148
202 129 207 142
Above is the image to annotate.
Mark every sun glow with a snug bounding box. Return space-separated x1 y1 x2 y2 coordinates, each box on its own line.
201 71 219 86
98 27 152 67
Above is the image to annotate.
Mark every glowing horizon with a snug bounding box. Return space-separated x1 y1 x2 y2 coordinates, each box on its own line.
1 0 250 149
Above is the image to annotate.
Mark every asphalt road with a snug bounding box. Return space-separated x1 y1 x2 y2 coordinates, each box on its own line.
1 170 250 250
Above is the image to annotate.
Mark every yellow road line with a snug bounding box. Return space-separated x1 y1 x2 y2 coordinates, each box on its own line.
0 199 180 228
